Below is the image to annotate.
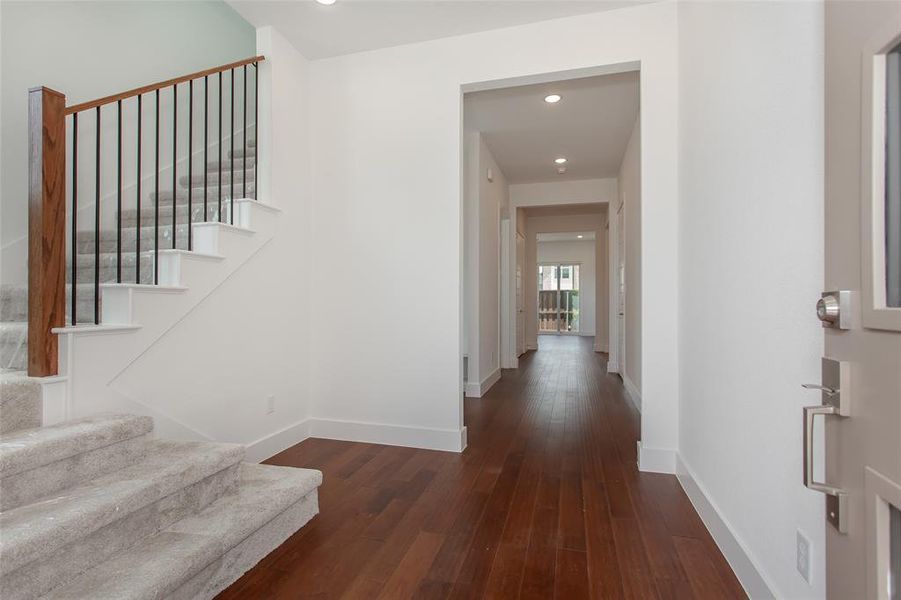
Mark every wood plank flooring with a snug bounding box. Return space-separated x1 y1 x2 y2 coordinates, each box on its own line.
216 336 745 599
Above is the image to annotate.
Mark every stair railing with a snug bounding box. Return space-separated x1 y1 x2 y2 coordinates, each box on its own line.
27 56 264 377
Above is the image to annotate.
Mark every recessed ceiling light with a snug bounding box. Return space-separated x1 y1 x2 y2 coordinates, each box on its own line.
554 157 567 164
316 0 336 5
577 235 584 239
544 94 561 103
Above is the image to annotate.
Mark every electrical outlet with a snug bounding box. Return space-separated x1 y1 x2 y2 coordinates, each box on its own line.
796 530 811 584
266 395 276 415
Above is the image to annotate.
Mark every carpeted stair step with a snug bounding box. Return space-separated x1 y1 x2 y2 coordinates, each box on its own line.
1 284 96 322
0 439 244 600
42 462 321 600
76 223 193 255
0 413 153 511
229 147 256 160
119 201 232 229
179 166 254 188
0 322 27 371
0 285 28 321
0 371 42 436
155 181 255 205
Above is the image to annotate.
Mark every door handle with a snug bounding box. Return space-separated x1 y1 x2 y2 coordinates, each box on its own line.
802 404 848 533
801 357 851 534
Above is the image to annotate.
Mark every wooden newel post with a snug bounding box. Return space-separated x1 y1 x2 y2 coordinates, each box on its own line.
28 86 66 377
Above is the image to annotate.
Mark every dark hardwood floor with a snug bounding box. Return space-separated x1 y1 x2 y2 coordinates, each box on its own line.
217 336 745 599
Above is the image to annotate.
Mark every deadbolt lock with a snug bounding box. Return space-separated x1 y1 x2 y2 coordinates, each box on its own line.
817 290 853 330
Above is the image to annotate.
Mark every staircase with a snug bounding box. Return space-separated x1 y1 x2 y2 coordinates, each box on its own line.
2 57 324 599
0 409 320 599
70 142 257 319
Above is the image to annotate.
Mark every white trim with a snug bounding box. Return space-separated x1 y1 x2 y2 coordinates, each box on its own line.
622 373 641 412
464 366 501 398
526 343 538 350
606 359 620 373
310 418 467 452
676 454 777 599
860 23 901 331
245 418 312 463
636 441 676 474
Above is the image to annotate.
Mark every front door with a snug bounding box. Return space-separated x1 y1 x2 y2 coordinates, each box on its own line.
822 4 901 597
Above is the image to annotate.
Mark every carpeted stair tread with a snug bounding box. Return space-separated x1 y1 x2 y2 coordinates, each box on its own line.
42 462 321 600
0 371 42 435
0 438 244 575
0 413 153 479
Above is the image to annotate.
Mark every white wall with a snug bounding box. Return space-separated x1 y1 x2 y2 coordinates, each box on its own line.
620 118 641 395
463 132 508 394
0 0 255 285
308 2 679 455
678 2 824 598
537 239 596 336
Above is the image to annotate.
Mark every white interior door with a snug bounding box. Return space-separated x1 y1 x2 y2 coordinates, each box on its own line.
516 232 525 356
821 5 901 597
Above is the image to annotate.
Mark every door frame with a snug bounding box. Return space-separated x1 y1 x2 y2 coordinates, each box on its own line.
608 200 625 374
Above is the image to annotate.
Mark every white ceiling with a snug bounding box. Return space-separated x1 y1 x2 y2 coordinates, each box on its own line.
227 1 650 59
465 71 639 183
537 231 595 242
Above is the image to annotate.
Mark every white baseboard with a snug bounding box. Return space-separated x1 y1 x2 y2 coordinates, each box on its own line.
526 343 538 351
622 373 641 412
676 454 776 599
310 418 467 452
607 360 619 373
464 367 501 398
636 441 677 474
246 418 311 463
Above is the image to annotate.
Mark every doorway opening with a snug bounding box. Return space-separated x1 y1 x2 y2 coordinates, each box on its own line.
538 262 581 334
461 66 641 412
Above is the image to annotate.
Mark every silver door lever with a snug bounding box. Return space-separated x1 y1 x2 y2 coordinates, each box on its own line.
802 383 838 396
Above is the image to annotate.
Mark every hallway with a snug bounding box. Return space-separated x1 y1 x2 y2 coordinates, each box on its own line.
217 336 745 599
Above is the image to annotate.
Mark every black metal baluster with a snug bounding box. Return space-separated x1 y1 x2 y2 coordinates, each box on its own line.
204 75 208 222
94 107 100 324
171 84 177 250
243 64 247 200
254 62 259 200
154 89 160 285
188 79 194 251
136 95 142 285
116 100 122 283
218 72 222 222
230 68 234 224
71 113 78 325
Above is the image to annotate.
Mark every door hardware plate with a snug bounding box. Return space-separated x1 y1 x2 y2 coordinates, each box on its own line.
826 492 848 534
821 357 852 414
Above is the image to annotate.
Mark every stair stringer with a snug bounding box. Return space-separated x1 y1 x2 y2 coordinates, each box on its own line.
53 200 281 442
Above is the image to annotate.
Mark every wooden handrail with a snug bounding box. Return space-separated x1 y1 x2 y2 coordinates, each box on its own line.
64 55 265 115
